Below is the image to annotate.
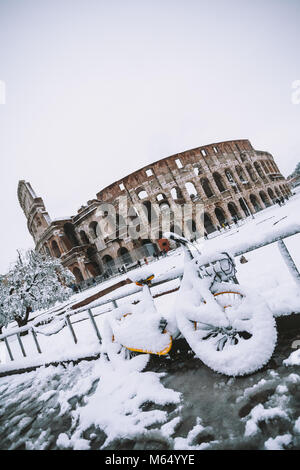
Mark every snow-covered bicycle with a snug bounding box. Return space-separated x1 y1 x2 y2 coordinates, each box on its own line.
102 232 277 376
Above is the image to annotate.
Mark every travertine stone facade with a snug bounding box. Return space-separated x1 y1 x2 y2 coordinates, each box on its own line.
18 139 290 283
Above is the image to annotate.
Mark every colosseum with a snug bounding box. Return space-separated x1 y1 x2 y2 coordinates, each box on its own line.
18 139 291 284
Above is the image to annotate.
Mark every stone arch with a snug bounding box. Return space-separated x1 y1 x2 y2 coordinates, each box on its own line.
117 247 132 265
201 178 214 198
102 255 115 271
64 223 80 248
203 213 215 234
245 164 257 182
239 198 251 217
259 190 271 207
267 188 275 200
279 185 286 195
228 201 241 219
51 240 61 258
225 169 235 184
80 230 90 245
254 161 265 179
142 200 157 224
213 172 227 193
156 193 167 202
87 246 102 275
235 166 247 183
73 266 84 283
274 187 281 198
261 161 269 173
141 239 158 256
214 207 227 226
250 194 262 212
159 200 170 211
89 221 99 239
185 182 198 199
137 188 148 200
170 187 183 201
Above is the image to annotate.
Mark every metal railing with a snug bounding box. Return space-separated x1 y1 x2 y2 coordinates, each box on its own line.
1 223 300 364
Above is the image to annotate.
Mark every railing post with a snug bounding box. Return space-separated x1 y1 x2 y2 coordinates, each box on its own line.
87 309 102 343
17 333 26 357
278 239 300 286
65 314 78 344
4 337 14 361
31 328 42 354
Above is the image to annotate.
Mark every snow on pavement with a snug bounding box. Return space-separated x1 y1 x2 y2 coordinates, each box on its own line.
0 328 299 450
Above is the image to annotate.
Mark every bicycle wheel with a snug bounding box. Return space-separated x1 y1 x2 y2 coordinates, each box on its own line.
177 289 277 376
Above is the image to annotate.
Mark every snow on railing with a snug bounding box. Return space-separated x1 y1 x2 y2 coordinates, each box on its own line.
1 224 300 364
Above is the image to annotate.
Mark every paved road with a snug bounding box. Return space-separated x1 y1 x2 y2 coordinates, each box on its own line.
0 320 299 450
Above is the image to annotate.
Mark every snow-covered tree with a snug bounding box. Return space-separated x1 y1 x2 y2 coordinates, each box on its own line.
0 250 75 331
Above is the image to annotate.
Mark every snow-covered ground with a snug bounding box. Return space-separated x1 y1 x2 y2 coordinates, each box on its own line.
0 192 299 450
0 331 299 450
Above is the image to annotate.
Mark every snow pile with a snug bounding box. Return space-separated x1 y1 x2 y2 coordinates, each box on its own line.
264 434 292 450
173 417 216 450
283 349 300 366
244 404 289 437
58 353 181 449
294 417 300 434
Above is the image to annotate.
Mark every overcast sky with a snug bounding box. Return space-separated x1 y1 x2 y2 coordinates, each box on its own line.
0 0 299 273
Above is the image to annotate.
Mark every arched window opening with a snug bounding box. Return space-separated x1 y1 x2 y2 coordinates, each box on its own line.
267 188 275 201
254 162 265 179
51 240 61 258
235 166 248 183
141 239 158 257
64 223 80 248
102 255 115 274
259 191 271 207
89 221 99 239
170 187 183 201
213 173 227 193
73 267 84 283
201 178 214 198
159 200 170 211
261 161 269 174
225 170 235 184
86 247 102 275
245 164 257 182
142 201 157 224
193 165 203 176
117 247 132 265
239 198 251 217
203 213 215 234
137 189 148 200
228 202 241 220
80 230 90 245
250 194 262 212
215 207 227 226
185 182 198 199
